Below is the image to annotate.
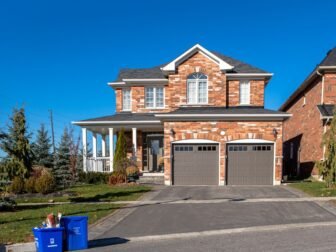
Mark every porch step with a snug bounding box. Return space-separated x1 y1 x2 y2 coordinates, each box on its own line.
138 174 164 185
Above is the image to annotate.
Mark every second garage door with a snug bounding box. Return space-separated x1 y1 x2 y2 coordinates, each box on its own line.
173 144 219 185
227 144 274 185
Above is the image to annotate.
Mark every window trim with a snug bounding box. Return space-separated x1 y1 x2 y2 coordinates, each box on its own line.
145 86 165 109
122 88 131 111
239 80 251 105
187 73 208 105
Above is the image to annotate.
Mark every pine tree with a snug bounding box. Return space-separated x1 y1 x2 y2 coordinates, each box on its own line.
0 107 32 179
113 128 127 171
319 109 336 187
32 124 53 168
53 127 72 188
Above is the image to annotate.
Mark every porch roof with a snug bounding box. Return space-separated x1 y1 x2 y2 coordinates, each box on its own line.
317 104 335 119
72 113 163 134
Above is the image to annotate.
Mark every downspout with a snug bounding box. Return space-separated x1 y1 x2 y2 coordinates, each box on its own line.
322 117 331 160
316 69 324 104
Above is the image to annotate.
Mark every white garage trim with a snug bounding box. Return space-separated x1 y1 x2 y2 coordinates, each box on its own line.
172 139 218 144
226 138 277 185
227 139 274 144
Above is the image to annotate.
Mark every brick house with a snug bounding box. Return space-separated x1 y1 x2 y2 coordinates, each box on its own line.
280 48 336 178
73 44 290 186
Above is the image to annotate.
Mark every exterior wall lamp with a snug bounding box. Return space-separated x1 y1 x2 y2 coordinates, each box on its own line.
170 129 176 137
272 128 278 138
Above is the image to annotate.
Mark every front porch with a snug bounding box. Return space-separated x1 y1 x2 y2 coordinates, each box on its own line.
76 115 165 175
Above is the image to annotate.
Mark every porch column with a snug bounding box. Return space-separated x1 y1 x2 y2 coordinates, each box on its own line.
132 127 137 160
109 128 114 172
82 128 87 172
101 134 106 157
92 132 97 171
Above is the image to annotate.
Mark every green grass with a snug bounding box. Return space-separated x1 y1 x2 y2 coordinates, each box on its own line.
289 181 336 197
0 184 151 244
16 184 151 203
0 203 122 244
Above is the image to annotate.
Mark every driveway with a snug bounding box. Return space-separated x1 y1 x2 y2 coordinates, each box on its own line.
91 186 336 241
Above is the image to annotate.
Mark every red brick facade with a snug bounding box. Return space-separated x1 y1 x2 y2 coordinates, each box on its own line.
163 121 283 185
283 72 336 178
324 73 336 104
115 52 266 112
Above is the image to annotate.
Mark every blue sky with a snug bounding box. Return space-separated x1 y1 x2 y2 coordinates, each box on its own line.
0 0 335 152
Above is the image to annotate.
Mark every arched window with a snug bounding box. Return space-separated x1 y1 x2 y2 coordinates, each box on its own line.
187 72 208 104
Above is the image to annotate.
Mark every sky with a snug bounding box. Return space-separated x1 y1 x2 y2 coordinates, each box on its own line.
0 0 336 154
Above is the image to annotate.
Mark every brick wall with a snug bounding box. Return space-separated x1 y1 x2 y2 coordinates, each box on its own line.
283 78 324 177
163 121 283 185
324 73 336 104
115 52 266 113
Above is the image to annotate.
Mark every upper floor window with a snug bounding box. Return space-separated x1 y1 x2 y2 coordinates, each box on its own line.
187 73 208 104
239 80 250 105
122 88 131 111
145 87 164 108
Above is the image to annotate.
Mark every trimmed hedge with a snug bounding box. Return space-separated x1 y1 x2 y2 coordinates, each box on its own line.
78 171 111 184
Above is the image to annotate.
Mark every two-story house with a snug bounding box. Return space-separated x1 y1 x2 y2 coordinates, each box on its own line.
73 44 290 186
280 48 336 179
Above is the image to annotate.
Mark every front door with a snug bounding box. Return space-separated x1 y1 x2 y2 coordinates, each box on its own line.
148 136 164 172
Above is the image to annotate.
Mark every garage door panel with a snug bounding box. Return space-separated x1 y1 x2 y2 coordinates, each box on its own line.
173 144 219 185
227 144 274 185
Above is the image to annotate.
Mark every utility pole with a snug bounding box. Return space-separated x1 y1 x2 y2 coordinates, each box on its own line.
49 109 56 155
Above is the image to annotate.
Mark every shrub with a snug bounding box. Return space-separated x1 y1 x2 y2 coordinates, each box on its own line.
35 171 56 194
24 176 37 193
126 165 139 177
0 197 16 211
78 171 110 184
108 170 126 185
10 176 25 194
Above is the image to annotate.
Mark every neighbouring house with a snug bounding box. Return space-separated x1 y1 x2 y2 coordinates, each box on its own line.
73 44 290 186
280 48 336 179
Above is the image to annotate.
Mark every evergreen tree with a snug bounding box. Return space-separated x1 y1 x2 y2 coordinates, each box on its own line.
319 110 336 187
53 127 72 188
113 128 127 171
32 124 53 168
0 107 32 179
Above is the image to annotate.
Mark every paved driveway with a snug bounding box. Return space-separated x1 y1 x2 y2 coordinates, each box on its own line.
91 186 336 242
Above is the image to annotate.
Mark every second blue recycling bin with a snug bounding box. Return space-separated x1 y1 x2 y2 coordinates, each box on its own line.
61 216 88 251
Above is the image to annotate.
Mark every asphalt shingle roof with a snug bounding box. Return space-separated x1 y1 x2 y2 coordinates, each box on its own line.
317 104 335 117
320 48 336 66
79 113 158 122
114 51 269 81
163 106 288 115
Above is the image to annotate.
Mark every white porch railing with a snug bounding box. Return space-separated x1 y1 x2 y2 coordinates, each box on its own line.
86 157 111 172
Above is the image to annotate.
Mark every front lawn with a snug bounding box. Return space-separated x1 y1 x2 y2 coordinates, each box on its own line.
288 181 336 197
15 184 151 203
0 184 151 244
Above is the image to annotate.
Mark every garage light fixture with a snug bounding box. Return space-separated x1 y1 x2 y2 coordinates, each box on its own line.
170 129 176 136
272 128 278 138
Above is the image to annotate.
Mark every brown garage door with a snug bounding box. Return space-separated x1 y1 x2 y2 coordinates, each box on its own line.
227 144 274 185
173 144 219 185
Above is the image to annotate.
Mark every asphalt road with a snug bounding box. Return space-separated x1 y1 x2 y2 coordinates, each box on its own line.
89 223 336 252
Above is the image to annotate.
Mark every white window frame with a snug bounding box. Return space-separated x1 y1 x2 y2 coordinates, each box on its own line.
239 80 251 105
122 88 131 111
187 73 208 104
145 86 165 109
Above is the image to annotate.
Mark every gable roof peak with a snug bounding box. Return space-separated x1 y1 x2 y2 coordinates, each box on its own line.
161 44 234 72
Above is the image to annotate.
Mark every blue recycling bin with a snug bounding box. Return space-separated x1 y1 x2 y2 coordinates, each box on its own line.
61 216 88 251
32 227 64 252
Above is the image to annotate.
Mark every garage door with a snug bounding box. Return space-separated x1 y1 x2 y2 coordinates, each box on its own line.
227 144 274 185
173 144 219 185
